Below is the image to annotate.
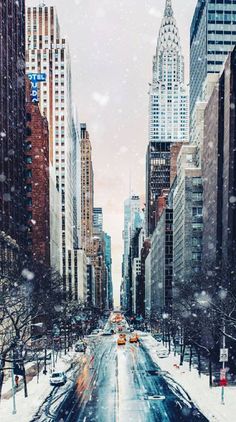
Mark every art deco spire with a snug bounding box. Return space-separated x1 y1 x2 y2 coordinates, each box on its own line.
152 0 183 84
164 0 174 17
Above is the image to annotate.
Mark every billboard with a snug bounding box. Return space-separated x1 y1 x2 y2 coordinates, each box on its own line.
28 73 47 103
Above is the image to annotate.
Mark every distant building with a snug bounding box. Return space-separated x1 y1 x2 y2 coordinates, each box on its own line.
80 123 94 255
121 195 141 311
104 232 113 309
0 0 26 274
190 0 236 123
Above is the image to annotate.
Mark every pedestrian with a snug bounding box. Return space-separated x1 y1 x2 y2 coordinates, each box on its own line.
15 375 19 388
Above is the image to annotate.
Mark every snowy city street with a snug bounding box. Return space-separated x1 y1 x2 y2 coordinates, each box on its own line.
1 0 236 420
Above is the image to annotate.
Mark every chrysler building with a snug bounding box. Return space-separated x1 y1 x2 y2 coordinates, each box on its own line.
149 0 188 143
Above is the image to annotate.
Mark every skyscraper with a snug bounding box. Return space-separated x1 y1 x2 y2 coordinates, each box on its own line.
190 0 236 121
80 123 94 255
146 0 188 236
149 0 188 144
0 0 26 273
121 195 142 311
26 5 80 299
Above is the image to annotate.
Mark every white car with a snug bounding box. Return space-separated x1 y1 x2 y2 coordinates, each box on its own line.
157 349 169 358
50 371 67 386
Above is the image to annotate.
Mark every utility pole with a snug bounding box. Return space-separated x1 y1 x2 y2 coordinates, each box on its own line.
221 319 226 405
11 350 16 415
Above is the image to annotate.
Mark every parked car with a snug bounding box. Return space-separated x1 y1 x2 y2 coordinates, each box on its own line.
50 372 67 386
75 341 86 352
157 349 169 358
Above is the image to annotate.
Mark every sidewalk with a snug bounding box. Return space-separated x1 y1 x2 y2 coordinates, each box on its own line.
0 350 78 422
141 334 236 422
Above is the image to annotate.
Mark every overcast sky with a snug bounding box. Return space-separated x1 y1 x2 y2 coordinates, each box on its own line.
26 0 197 305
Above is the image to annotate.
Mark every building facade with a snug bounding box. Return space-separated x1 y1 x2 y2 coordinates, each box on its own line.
121 195 142 311
25 84 50 265
190 0 236 121
0 0 26 274
80 123 94 255
149 0 188 144
104 232 113 310
146 1 188 237
202 46 236 270
26 5 82 300
173 145 203 289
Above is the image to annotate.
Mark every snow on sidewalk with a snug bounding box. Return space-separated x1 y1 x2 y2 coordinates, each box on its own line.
0 350 78 422
141 334 235 422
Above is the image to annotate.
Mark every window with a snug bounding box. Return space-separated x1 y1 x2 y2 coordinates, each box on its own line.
192 207 202 217
25 156 32 164
25 169 32 178
26 197 32 207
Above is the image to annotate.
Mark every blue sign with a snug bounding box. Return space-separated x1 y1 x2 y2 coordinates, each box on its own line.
28 73 47 103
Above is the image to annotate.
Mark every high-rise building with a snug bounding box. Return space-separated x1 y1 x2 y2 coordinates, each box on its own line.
202 46 236 270
173 145 203 288
104 232 113 310
149 0 188 144
150 204 173 317
80 123 94 255
0 0 26 274
72 112 81 250
146 0 188 236
190 0 236 122
121 195 141 311
26 5 80 300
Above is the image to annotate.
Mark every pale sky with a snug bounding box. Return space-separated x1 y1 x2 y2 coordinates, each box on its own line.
26 0 197 305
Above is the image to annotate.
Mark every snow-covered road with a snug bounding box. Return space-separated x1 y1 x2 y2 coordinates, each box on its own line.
52 334 208 422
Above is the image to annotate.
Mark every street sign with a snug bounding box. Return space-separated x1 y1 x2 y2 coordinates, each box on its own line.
220 348 228 362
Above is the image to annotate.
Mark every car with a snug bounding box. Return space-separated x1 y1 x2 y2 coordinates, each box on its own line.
75 341 86 352
129 334 139 343
117 336 126 345
50 371 67 386
119 333 126 340
157 349 169 358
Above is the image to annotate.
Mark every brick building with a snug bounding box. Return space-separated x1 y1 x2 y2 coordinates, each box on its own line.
25 81 50 265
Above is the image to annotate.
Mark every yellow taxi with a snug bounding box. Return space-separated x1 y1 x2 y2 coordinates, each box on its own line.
117 334 126 345
129 333 139 343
